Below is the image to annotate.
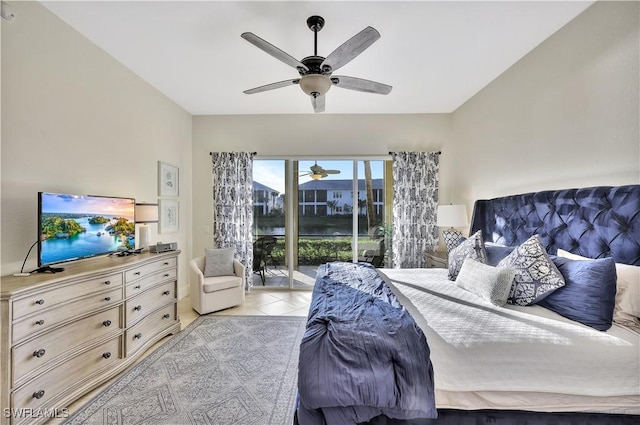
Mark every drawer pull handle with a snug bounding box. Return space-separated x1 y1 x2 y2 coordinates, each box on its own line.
103 320 112 327
134 285 141 289
133 305 142 312
32 390 45 400
163 290 171 296
164 262 169 265
103 352 111 359
164 274 170 277
35 299 45 305
104 280 111 285
33 349 46 358
134 333 142 339
105 297 111 302
35 320 45 326
163 313 171 319
134 272 141 276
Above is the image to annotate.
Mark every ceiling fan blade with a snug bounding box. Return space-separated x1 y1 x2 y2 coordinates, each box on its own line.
321 26 380 73
324 170 340 174
331 75 392 95
243 79 300 94
241 32 309 72
311 94 325 113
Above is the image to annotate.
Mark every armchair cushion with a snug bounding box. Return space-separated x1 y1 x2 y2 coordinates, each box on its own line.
204 247 235 277
203 274 242 293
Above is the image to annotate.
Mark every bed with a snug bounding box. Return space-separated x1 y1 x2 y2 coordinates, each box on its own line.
296 185 640 425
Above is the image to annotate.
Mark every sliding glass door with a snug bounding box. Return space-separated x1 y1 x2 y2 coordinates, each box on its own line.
252 158 389 289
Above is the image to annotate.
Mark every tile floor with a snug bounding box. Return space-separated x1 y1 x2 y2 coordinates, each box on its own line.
50 290 312 424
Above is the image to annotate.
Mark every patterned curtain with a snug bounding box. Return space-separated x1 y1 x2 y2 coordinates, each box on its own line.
390 151 440 268
211 152 255 291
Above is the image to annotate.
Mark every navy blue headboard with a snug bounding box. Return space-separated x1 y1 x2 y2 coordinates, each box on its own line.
469 185 640 266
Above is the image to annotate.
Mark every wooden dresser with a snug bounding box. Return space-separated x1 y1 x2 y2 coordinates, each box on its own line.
0 251 181 425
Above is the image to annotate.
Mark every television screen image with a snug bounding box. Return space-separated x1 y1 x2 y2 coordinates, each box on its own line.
38 192 136 267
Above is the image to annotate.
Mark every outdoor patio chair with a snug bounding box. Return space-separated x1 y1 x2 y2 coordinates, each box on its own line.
253 236 277 285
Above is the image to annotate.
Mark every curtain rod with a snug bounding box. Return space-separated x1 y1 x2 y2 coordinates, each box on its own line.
388 151 441 155
209 152 442 158
209 152 258 156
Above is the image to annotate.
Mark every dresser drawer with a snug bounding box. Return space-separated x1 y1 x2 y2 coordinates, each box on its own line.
12 306 122 386
12 287 122 343
125 281 175 327
125 268 177 298
125 303 176 356
125 257 177 284
12 272 122 320
12 336 121 417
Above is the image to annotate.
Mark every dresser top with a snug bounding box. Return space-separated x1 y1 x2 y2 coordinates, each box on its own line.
1 250 180 298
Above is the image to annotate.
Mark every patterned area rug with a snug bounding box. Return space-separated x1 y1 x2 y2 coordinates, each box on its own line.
63 315 306 425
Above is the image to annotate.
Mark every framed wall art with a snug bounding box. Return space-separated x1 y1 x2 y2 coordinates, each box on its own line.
159 199 179 234
158 161 179 197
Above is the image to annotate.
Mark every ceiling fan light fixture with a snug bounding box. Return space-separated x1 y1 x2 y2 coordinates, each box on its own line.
300 74 332 96
311 173 324 180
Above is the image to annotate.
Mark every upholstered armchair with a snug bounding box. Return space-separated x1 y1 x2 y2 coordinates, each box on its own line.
190 249 245 314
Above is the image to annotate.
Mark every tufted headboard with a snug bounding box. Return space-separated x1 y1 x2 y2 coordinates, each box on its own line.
469 185 640 266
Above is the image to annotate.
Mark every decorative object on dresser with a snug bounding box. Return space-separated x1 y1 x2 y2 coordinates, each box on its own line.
149 241 178 253
437 204 468 252
0 251 181 425
134 203 158 251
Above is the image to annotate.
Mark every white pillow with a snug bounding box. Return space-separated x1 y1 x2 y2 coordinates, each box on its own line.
557 249 640 332
456 258 515 306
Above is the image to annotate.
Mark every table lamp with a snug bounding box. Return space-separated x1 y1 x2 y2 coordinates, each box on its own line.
437 204 468 252
135 203 158 251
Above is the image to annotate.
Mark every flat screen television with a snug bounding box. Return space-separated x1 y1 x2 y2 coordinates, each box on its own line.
38 192 136 270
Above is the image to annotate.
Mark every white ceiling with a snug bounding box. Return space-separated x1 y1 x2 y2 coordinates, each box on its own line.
40 1 594 115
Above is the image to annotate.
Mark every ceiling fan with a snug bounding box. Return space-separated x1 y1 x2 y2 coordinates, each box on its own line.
300 161 341 180
241 15 392 113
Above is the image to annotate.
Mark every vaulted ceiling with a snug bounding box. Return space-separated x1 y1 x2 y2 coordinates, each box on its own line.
41 1 594 115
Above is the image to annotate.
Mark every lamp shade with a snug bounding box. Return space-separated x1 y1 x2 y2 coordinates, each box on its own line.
135 203 158 223
299 74 332 96
436 204 468 228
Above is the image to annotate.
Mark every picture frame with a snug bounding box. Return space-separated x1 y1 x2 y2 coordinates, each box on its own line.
158 161 179 197
159 199 179 234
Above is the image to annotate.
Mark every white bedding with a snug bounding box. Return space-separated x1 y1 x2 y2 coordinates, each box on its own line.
380 268 640 414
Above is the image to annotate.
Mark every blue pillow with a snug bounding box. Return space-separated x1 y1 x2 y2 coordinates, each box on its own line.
538 256 617 331
485 244 515 266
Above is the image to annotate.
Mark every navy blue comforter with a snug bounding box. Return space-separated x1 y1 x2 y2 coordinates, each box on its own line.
297 262 436 425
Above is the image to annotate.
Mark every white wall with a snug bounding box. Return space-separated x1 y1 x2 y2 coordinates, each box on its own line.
1 2 193 296
3 1 637 289
451 0 639 212
191 114 452 256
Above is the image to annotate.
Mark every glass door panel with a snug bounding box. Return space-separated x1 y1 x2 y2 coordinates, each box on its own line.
252 160 288 288
294 160 354 288
356 160 387 267
252 159 390 289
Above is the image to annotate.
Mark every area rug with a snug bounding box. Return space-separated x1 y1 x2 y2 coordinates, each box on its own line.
63 315 307 425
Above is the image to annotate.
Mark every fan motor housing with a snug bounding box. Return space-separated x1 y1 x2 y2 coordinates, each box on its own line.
299 56 331 76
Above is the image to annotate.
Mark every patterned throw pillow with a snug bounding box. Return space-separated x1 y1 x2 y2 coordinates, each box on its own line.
497 235 565 306
448 230 487 281
456 258 516 306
